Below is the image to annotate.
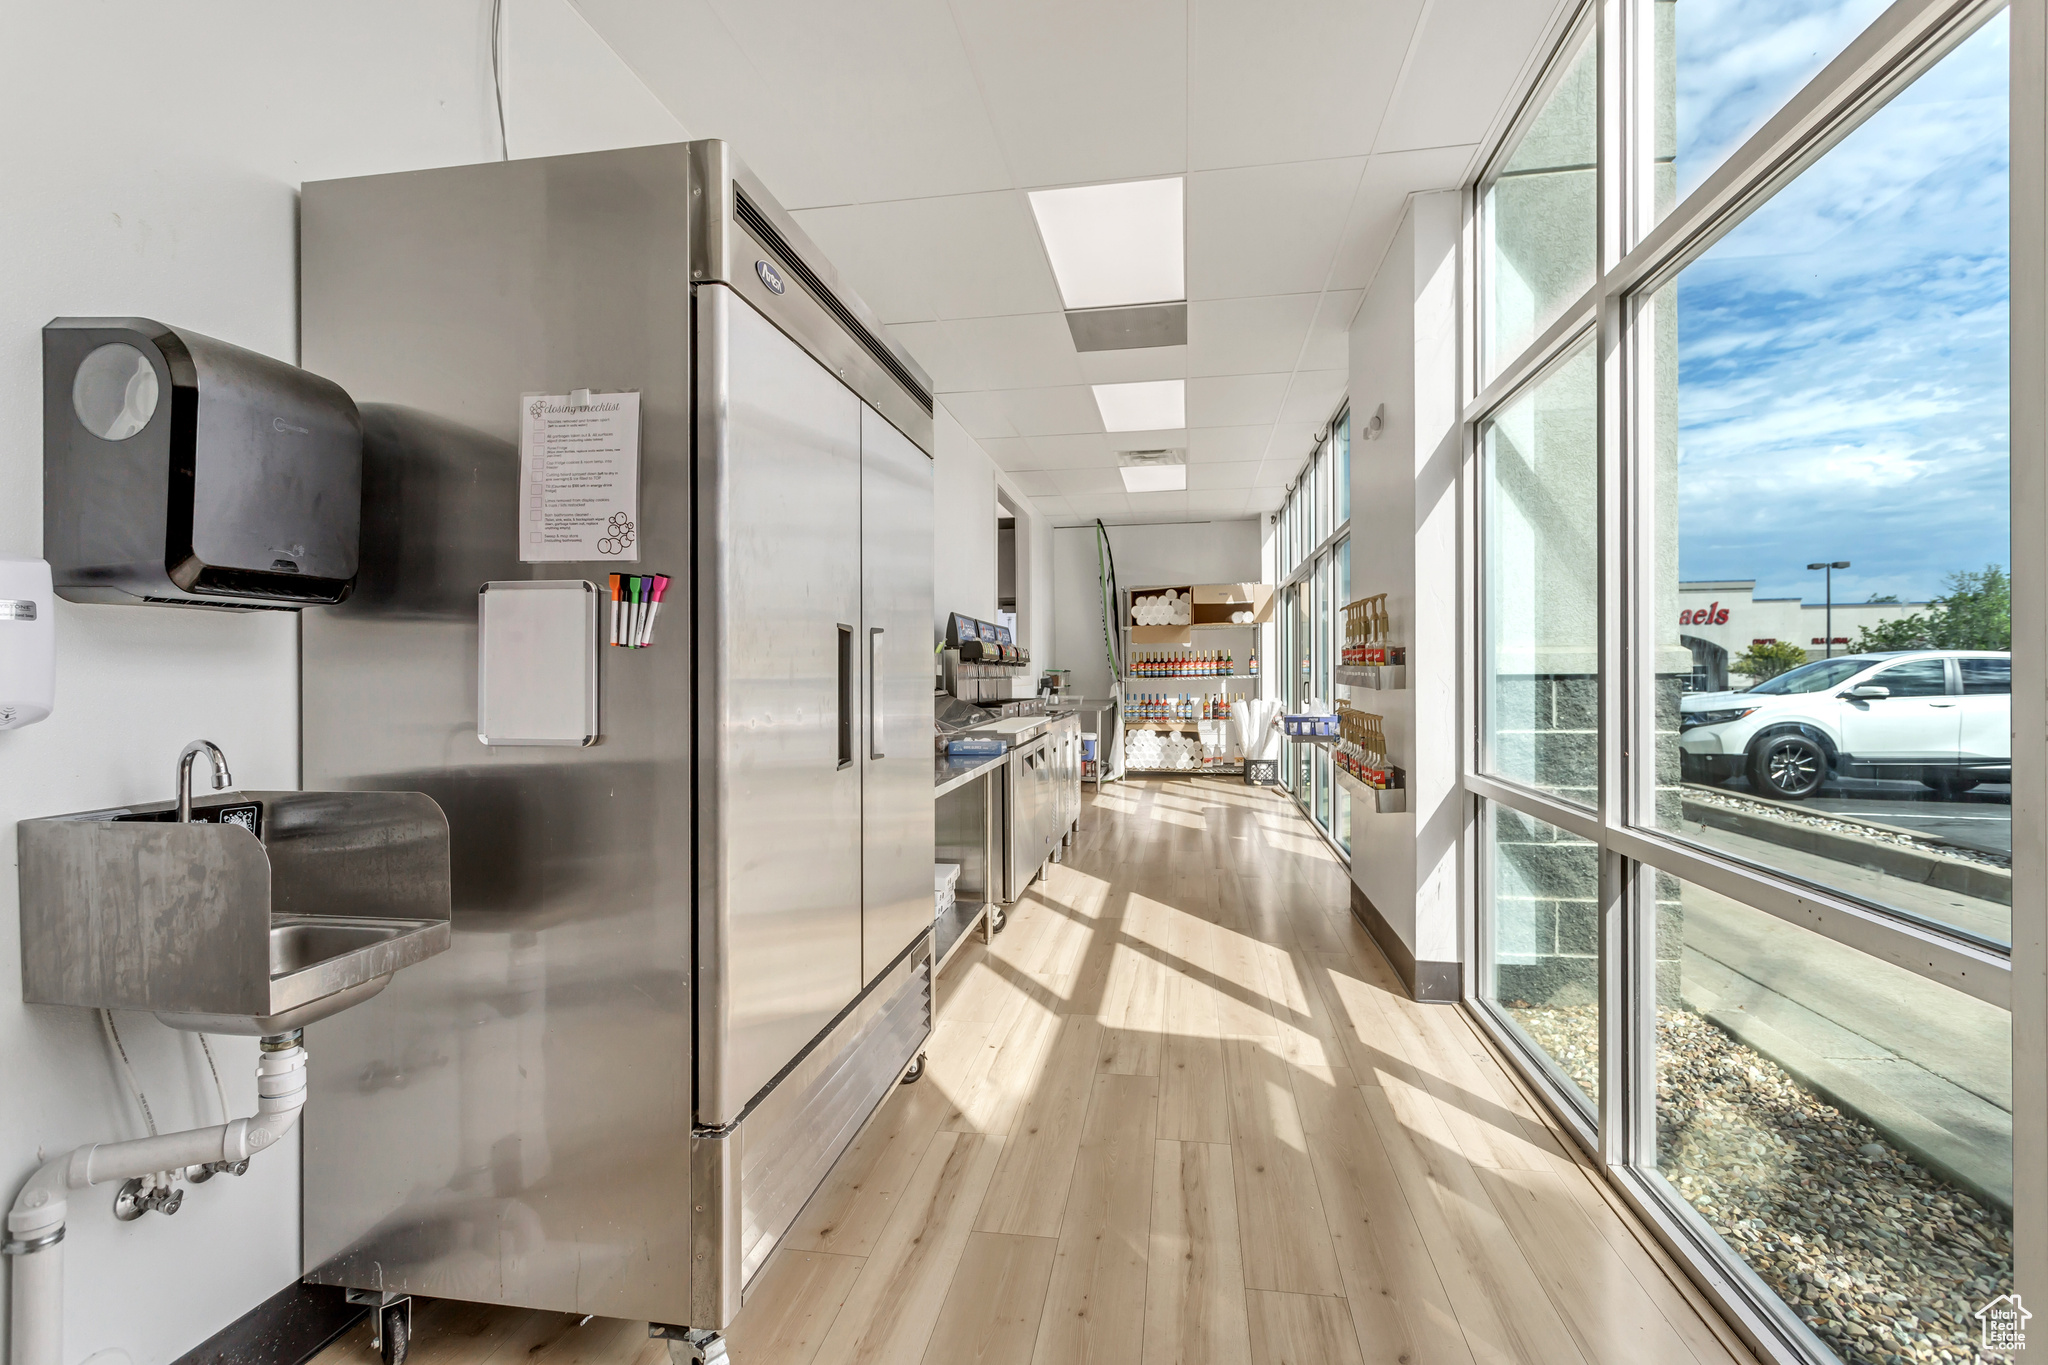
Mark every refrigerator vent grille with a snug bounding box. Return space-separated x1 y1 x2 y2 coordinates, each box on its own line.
734 188 934 416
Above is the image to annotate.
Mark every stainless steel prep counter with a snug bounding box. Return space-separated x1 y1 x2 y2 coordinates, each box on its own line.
934 752 1005 977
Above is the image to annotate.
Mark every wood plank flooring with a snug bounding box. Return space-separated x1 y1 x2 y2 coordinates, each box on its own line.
312 778 1757 1365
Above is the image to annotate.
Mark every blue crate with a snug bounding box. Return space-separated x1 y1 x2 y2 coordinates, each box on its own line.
947 737 1007 758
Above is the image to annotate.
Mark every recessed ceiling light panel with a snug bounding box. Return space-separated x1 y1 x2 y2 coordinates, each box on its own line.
1093 379 1184 432
1029 179 1184 311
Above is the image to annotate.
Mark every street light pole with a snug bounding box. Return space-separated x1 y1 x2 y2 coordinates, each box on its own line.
1806 560 1851 657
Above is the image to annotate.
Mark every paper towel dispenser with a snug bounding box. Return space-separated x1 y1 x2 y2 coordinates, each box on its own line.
43 318 362 609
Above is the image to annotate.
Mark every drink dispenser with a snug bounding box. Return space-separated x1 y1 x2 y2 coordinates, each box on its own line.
43 318 363 609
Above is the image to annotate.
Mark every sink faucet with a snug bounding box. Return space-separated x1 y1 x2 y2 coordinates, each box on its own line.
176 740 234 823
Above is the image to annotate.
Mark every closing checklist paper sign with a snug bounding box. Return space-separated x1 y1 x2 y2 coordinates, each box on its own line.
519 390 641 562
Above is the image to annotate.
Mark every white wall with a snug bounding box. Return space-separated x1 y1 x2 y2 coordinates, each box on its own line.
0 6 682 1362
932 403 1055 663
1345 192 1463 971
1051 520 1265 701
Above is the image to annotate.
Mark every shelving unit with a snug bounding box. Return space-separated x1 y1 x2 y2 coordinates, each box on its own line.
1117 583 1272 777
1337 593 1406 692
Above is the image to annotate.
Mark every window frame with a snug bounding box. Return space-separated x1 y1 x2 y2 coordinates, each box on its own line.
1458 0 2028 1359
1275 409 1355 860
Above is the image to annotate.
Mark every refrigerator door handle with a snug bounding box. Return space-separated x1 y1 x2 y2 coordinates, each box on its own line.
869 627 885 759
838 624 855 769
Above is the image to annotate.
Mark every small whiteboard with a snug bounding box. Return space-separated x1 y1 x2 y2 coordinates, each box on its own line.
478 580 598 746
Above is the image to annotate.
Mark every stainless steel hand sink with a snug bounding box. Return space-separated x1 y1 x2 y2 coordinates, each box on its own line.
18 790 451 1034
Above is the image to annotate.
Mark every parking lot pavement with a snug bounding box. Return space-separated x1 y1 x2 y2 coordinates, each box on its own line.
1716 776 2012 859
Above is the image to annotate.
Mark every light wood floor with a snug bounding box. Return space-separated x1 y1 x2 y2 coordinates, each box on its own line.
315 777 1758 1365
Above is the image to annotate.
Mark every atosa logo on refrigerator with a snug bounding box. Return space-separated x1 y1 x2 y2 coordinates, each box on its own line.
1680 602 1730 626
755 259 786 294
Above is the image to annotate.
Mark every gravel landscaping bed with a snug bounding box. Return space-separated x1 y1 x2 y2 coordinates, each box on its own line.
1509 1002 2014 1364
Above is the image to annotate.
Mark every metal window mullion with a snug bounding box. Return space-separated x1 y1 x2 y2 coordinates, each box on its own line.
1605 820 2011 1006
1592 0 1633 1170
2008 0 2048 1319
1464 298 1599 427
1464 770 1604 844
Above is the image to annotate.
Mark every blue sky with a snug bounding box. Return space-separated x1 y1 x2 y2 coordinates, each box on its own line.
1674 5 2010 604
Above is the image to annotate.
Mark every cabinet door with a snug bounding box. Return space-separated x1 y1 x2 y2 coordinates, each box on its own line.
861 403 936 985
697 286 864 1126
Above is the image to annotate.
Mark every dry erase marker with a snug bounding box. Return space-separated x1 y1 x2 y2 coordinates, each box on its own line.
609 574 623 646
632 575 649 646
641 574 670 646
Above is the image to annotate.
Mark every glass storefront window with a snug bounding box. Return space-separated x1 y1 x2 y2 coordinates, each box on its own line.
1290 583 1311 800
1654 873 2012 1363
1314 550 1331 831
1483 34 1597 376
1335 410 1350 526
1645 16 2010 945
1335 537 1351 852
1652 0 1895 223
1482 802 1599 1112
1482 342 1599 806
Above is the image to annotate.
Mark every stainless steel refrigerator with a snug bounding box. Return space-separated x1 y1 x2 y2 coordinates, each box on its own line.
296 142 935 1335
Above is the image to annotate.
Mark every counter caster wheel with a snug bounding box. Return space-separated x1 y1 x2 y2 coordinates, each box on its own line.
989 907 1007 934
651 1326 728 1364
901 1052 927 1084
377 1302 410 1365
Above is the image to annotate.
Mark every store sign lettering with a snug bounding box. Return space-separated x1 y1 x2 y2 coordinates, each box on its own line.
1679 602 1730 626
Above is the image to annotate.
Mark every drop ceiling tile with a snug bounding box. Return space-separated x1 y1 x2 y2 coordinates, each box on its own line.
1245 486 1288 513
1031 494 1076 516
939 390 1022 441
1187 0 1424 169
1076 345 1190 385
1253 458 1300 488
1328 146 1478 291
974 436 1042 470
1302 290 1362 370
886 321 968 390
1264 422 1323 469
1186 157 1365 300
1052 466 1128 496
938 313 1089 390
1015 433 1116 469
1187 460 1262 491
862 191 1065 320
1066 493 1132 521
1124 490 1191 518
1187 294 1319 376
1188 373 1291 427
949 0 1187 185
789 204 937 323
1186 490 1251 516
1007 469 1061 496
1000 385 1107 437
1280 369 1349 425
703 0 1014 203
1187 425 1271 463
1374 0 1554 153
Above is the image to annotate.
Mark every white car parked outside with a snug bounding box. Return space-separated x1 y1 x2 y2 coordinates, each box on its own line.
1677 650 2010 800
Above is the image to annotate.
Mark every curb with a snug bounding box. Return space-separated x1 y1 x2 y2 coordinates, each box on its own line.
1678 792 2010 908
